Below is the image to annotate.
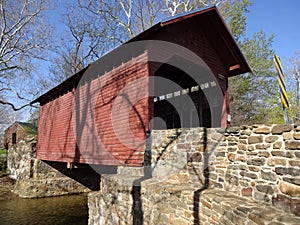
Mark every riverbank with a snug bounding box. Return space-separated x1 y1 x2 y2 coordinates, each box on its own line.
0 174 16 200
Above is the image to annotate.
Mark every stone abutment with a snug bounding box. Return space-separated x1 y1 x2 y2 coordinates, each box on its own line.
89 124 300 224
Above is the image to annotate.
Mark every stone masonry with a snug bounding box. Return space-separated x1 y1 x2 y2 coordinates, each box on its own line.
88 124 300 224
7 141 100 198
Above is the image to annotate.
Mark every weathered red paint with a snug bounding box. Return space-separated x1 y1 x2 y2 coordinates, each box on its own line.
33 6 251 166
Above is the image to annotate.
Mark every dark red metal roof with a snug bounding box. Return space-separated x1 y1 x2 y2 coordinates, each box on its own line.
32 5 251 105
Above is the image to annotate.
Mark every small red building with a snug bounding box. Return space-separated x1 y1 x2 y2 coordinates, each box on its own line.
32 6 251 166
4 122 37 149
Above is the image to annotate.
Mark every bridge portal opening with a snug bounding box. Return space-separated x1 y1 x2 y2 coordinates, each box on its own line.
152 58 212 129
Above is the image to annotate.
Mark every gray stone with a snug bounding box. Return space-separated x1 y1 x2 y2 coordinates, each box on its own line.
261 170 276 181
283 177 300 185
245 172 258 179
248 136 263 144
256 185 274 194
277 215 300 223
254 192 271 203
272 125 293 134
271 151 293 158
285 141 300 150
247 158 266 166
225 127 240 134
265 136 279 143
275 167 300 176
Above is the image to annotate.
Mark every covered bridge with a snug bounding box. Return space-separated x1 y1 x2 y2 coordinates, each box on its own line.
32 6 251 166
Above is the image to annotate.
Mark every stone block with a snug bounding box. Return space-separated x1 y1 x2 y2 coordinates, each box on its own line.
273 142 282 149
277 215 300 224
261 170 276 182
248 136 263 144
294 132 300 140
225 174 239 186
254 127 271 134
256 185 274 194
265 136 279 143
241 128 252 135
247 158 266 166
225 127 240 134
237 155 247 162
173 218 190 225
275 167 300 176
238 143 247 150
216 152 225 157
241 187 252 196
283 177 300 185
271 150 293 158
227 153 236 162
272 194 300 216
272 125 293 135
289 160 300 167
258 151 270 157
283 132 293 140
248 166 260 172
255 143 271 150
245 172 258 179
254 191 271 203
177 143 191 150
279 181 300 197
187 152 202 163
285 140 300 150
248 212 273 225
267 158 286 166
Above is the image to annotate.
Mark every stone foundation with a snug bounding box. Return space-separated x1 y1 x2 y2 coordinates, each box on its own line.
88 125 300 224
89 178 300 225
7 141 100 198
7 141 36 179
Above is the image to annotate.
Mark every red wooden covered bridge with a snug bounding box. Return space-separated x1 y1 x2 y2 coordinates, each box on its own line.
32 6 251 167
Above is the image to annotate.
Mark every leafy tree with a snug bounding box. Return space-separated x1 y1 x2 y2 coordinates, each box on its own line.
229 31 277 125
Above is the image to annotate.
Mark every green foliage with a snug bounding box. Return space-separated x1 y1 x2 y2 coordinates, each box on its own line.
229 31 277 125
224 1 280 125
0 149 6 156
219 0 253 41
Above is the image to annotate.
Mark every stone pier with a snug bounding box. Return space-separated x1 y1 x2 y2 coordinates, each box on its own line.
89 124 300 224
7 141 100 198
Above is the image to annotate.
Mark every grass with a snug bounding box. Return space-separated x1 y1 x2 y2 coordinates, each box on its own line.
0 149 6 156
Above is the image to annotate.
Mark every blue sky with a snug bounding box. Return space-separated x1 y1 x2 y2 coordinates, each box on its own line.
16 0 300 120
50 1 299 65
247 0 299 64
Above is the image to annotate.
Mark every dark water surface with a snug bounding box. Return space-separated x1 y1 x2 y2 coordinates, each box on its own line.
0 191 88 225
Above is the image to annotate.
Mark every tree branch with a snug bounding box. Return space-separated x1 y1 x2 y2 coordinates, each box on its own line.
0 99 38 111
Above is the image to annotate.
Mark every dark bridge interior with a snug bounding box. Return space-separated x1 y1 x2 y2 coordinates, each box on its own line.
153 59 212 129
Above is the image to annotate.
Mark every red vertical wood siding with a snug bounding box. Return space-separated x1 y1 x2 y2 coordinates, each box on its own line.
37 53 149 166
37 91 77 162
36 10 249 166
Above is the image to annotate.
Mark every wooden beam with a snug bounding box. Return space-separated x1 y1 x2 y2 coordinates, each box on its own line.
229 64 241 71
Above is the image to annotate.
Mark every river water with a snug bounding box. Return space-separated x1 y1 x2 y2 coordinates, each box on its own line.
0 190 88 225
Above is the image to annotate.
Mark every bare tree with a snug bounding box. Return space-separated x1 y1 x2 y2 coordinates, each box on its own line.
79 0 165 42
0 0 52 110
289 52 300 106
52 0 230 81
164 0 229 16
